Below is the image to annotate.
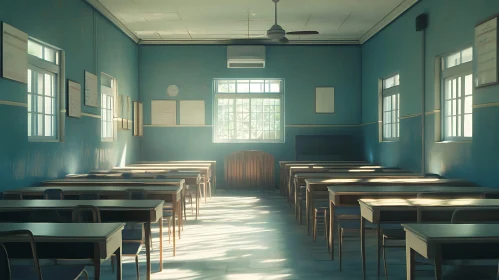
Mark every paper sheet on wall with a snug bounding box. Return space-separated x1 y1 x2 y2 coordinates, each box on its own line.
315 87 335 113
84 71 98 107
138 102 144 135
151 100 176 125
475 17 498 87
2 23 28 84
68 80 81 118
180 100 205 125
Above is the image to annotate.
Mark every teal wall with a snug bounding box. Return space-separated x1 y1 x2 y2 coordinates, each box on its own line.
362 0 499 186
0 0 139 189
139 45 363 186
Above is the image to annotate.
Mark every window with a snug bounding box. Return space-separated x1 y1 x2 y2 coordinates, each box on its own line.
381 74 400 140
27 39 61 140
442 47 473 140
213 79 284 143
101 74 116 141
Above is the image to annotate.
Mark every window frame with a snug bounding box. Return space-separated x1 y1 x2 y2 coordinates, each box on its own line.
380 74 400 141
441 47 473 141
213 79 285 144
100 73 117 142
27 39 63 142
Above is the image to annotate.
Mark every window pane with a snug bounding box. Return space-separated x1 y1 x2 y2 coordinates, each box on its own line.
27 70 32 93
445 79 452 100
37 114 43 136
44 97 52 114
27 94 32 112
457 99 461 115
383 77 394 89
269 81 281 92
394 74 400 86
452 79 457 98
445 100 452 116
446 52 460 68
452 116 457 136
45 115 52 136
28 41 43 58
464 96 472 114
384 96 391 111
464 75 473 96
37 95 43 113
217 82 229 93
446 117 452 137
44 74 52 96
237 80 250 93
250 80 264 93
452 99 456 116
457 116 461 137
37 73 43 95
461 47 473 64
28 113 31 136
44 47 56 63
464 114 472 137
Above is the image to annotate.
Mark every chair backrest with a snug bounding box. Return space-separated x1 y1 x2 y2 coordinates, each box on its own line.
3 193 22 200
127 189 147 200
86 174 98 179
0 230 42 280
417 192 484 199
43 189 64 200
78 193 100 200
121 173 133 179
451 208 499 224
72 205 101 223
156 175 167 179
0 244 10 280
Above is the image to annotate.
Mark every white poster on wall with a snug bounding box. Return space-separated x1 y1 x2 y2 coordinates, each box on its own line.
67 80 81 118
2 22 28 84
315 87 335 113
475 16 498 87
151 100 176 125
84 71 98 107
180 100 205 125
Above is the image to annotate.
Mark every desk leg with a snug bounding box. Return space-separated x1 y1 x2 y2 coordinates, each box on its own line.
159 219 163 271
330 202 335 260
178 198 182 238
305 189 310 228
173 195 176 256
115 246 122 280
434 246 442 280
361 216 366 280
145 222 151 279
196 184 200 220
309 196 315 236
204 182 207 203
406 245 415 280
377 221 381 279
93 245 101 280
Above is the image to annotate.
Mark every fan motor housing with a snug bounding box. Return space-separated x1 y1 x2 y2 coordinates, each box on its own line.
267 24 285 40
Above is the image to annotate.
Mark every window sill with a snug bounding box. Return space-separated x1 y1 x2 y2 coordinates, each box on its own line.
436 140 472 144
101 139 114 143
28 138 59 143
382 140 399 143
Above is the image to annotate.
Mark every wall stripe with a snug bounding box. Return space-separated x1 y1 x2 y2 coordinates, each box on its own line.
399 113 422 119
0 100 28 108
285 124 361 128
144 124 212 127
473 102 499 109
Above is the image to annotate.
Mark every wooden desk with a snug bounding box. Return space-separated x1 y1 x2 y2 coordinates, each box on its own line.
327 185 497 263
303 178 475 237
0 199 163 280
359 197 499 279
62 174 203 219
404 223 499 280
279 161 369 197
4 184 183 257
0 222 124 280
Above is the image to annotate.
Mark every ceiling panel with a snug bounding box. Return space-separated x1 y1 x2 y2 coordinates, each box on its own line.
97 0 407 42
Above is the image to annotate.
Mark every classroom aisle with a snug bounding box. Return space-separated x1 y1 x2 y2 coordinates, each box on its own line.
91 190 497 280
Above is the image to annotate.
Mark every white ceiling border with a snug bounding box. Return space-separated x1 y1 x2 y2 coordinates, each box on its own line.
359 0 419 44
85 0 140 43
138 39 361 45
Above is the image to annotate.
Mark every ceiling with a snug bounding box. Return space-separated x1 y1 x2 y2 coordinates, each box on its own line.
94 0 412 44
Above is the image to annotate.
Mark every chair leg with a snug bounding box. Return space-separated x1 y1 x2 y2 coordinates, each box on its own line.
111 255 115 272
168 218 171 244
136 256 140 280
82 269 89 280
383 236 388 279
339 226 343 271
313 212 317 242
190 195 193 215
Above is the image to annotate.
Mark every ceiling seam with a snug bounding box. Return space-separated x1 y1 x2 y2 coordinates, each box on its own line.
338 12 352 31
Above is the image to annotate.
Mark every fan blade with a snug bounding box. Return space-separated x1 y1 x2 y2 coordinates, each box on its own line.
286 31 319 35
279 37 289 43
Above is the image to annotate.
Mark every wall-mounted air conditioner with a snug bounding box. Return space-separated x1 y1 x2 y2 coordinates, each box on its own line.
227 45 266 68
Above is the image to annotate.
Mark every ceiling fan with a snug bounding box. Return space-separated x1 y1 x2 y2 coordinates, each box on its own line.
266 0 319 43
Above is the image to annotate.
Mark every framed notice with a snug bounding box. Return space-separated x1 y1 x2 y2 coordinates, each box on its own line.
180 100 205 125
151 100 176 125
475 15 498 88
67 80 81 118
133 101 143 136
315 87 335 113
1 22 28 84
84 71 98 107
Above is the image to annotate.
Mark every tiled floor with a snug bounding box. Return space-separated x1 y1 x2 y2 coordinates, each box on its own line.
88 190 497 279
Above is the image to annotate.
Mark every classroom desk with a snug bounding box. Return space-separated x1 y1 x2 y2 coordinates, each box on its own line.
403 223 499 280
304 178 475 236
280 161 369 197
327 185 497 262
63 173 203 219
0 199 163 280
135 161 217 190
0 222 124 280
4 184 183 257
358 197 499 279
287 165 386 203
